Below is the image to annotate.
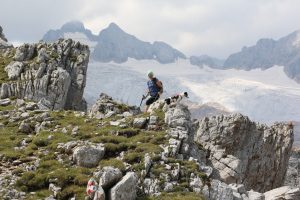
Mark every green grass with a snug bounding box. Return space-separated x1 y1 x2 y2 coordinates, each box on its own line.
0 49 14 84
99 158 126 173
0 102 208 199
139 192 204 200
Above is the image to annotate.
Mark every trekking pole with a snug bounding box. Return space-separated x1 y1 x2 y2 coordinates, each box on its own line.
139 93 149 107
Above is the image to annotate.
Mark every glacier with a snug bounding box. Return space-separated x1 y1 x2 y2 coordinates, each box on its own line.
85 59 300 125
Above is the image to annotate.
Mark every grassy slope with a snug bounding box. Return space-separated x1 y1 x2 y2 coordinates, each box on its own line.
0 103 204 200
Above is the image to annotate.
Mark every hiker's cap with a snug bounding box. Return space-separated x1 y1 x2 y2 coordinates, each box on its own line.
147 70 154 77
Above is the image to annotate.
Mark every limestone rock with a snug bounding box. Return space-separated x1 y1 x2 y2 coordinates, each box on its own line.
49 183 61 197
93 186 105 200
108 172 137 200
195 113 294 192
202 179 234 200
0 98 11 106
284 148 300 188
18 121 33 134
89 93 140 119
133 118 147 128
248 190 265 200
73 144 105 168
98 167 123 190
4 61 24 80
0 39 90 111
264 186 300 200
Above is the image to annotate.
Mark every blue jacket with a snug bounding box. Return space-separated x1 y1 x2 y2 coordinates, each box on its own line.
147 78 160 97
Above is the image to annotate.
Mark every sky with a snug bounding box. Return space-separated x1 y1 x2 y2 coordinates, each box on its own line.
1 0 300 58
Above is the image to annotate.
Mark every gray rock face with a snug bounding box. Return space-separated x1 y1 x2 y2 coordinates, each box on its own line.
0 26 12 49
195 113 294 192
98 167 123 190
92 23 186 64
73 144 105 168
108 172 137 200
284 148 300 188
0 39 90 111
224 30 300 83
202 179 234 200
264 186 300 200
93 186 105 200
4 61 24 80
190 55 225 68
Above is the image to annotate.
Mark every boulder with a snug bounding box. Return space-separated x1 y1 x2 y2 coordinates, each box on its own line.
98 167 123 190
108 172 137 200
4 61 24 80
133 118 147 128
0 98 11 106
73 144 105 168
264 186 300 200
89 93 140 119
18 121 33 134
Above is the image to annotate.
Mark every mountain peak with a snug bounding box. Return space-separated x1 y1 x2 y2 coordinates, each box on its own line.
105 22 124 33
61 20 86 32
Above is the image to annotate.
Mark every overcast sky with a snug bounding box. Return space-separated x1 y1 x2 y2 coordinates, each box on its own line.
1 0 300 58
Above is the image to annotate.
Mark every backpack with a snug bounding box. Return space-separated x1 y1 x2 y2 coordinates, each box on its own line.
153 78 163 94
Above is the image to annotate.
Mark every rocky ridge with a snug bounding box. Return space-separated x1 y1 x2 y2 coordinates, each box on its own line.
0 30 89 110
0 93 299 200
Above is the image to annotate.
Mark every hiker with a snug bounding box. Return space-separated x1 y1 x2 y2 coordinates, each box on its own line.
144 70 163 112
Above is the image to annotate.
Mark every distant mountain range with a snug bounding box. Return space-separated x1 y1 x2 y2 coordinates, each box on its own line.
190 55 225 69
43 21 186 64
224 31 300 82
42 21 300 83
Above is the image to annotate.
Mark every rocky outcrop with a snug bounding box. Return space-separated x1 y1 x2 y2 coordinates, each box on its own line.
89 93 140 119
0 26 12 49
284 148 300 188
0 39 89 110
195 113 294 192
0 93 298 199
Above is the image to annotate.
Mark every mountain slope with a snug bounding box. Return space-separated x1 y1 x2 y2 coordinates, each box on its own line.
190 55 225 68
42 21 186 64
92 23 186 63
224 30 300 82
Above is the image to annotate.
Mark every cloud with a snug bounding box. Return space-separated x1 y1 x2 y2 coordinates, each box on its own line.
0 0 300 58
